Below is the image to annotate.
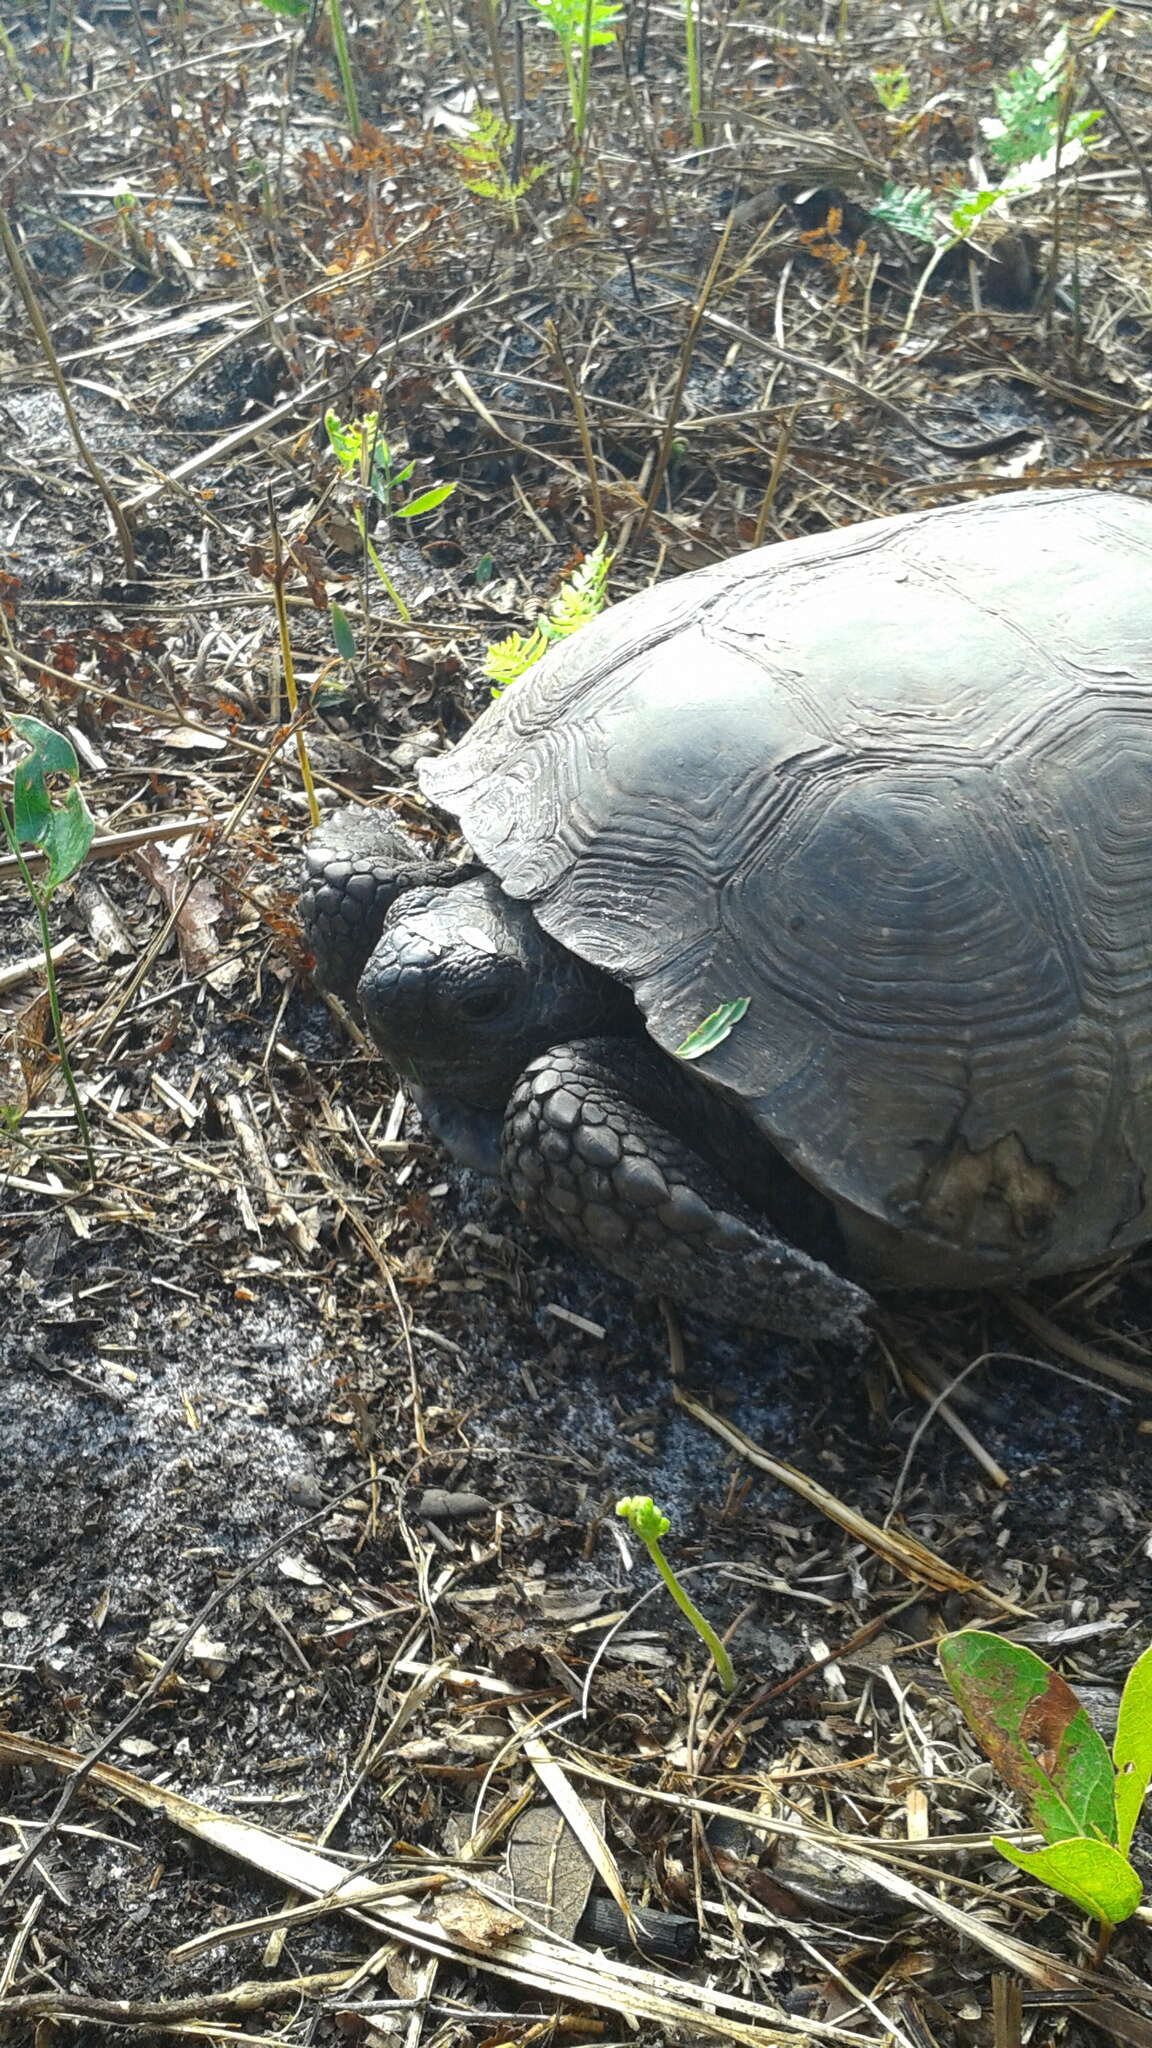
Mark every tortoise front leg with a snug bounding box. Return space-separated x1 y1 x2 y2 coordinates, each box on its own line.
502 1040 872 1346
302 805 466 1003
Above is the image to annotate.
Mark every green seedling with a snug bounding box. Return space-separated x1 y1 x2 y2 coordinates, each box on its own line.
524 0 621 194
0 18 34 100
871 65 910 115
616 1496 736 1695
1 717 95 1178
982 27 1100 170
250 0 359 136
484 538 611 692
683 0 704 149
939 1631 1152 1936
868 29 1100 285
326 0 361 139
324 409 456 633
452 107 546 232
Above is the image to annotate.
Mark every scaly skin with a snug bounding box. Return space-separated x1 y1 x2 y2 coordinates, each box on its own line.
301 806 871 1343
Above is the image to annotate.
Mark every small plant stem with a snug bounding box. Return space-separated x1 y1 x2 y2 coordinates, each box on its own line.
637 204 735 539
751 404 798 549
561 42 580 163
1092 1922 1113 1969
479 0 511 119
358 511 411 622
509 15 527 187
327 0 361 139
265 487 320 828
640 1528 735 1694
0 21 33 98
569 0 596 197
0 209 136 582
546 321 605 538
684 0 704 148
0 809 96 1183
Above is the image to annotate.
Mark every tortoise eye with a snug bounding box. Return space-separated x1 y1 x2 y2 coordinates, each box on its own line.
458 987 509 1023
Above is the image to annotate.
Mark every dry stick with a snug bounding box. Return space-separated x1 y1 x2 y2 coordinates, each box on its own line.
546 320 606 538
0 209 136 581
1004 1291 1152 1396
0 1976 362 2029
508 14 527 186
478 0 511 119
1095 85 1152 220
751 403 799 547
698 301 1035 458
673 1385 1029 1614
0 817 214 881
264 483 319 828
636 206 737 541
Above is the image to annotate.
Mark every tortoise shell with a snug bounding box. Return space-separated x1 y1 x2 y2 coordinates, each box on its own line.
421 490 1152 1285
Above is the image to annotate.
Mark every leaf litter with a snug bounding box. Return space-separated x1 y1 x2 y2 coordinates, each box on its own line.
1 3 1152 2045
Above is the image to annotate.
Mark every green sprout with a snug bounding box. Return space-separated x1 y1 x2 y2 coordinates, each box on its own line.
982 27 1100 170
484 539 612 693
870 65 910 114
616 1496 736 1695
324 410 456 636
868 29 1100 266
1 717 96 1178
940 1631 1152 1938
325 0 361 140
452 107 547 232
524 0 621 195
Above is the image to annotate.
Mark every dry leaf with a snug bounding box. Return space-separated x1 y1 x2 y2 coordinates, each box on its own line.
435 1890 524 1948
157 725 228 751
505 1799 603 1937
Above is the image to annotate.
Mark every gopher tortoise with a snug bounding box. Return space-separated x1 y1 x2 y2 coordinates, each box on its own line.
303 489 1152 1344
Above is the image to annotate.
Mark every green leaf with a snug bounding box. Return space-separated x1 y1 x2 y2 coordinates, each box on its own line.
252 0 308 14
673 998 751 1061
939 1632 1116 1846
948 185 1007 239
9 715 95 895
329 603 356 662
871 65 910 113
483 540 612 693
868 181 936 244
324 409 361 473
992 1835 1141 1926
525 0 621 50
394 482 457 519
1113 1643 1152 1855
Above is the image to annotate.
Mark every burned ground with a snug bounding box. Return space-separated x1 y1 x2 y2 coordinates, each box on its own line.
2 3 1152 2044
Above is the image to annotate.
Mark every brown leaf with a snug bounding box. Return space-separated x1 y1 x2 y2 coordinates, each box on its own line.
434 1890 523 1949
504 1797 605 1938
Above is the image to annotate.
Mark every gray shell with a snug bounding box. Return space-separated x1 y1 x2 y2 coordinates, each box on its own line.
421 490 1152 1283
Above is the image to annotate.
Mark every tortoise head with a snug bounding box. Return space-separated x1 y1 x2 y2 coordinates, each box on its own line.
357 874 634 1110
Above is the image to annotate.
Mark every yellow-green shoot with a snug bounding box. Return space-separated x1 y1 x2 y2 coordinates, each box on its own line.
616 1495 735 1695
